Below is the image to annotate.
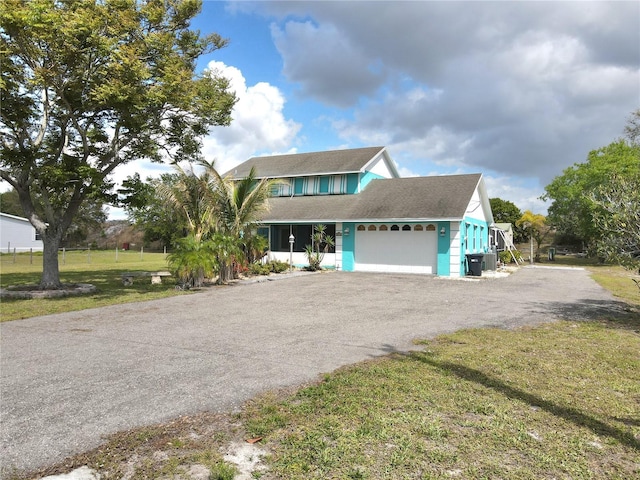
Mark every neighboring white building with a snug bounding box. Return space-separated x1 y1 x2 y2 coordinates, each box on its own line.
0 212 44 252
493 223 515 251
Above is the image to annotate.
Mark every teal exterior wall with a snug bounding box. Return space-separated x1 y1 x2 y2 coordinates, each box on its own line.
294 177 304 195
459 217 490 275
360 171 384 190
436 221 450 276
346 174 359 194
341 222 356 271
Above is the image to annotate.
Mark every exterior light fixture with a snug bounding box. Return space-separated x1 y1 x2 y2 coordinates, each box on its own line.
343 227 350 236
440 227 446 237
288 234 295 272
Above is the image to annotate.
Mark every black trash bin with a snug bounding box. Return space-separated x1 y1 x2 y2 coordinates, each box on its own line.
466 253 484 276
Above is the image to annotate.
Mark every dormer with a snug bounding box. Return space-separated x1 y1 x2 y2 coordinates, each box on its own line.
225 146 400 197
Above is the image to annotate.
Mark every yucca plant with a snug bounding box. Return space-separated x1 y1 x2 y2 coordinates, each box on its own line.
304 224 335 271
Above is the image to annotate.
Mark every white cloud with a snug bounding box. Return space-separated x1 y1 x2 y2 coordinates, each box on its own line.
107 61 301 218
201 61 301 174
484 175 549 215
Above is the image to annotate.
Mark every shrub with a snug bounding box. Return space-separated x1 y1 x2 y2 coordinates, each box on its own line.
248 260 290 275
499 249 523 264
249 262 271 275
269 260 289 273
167 235 216 287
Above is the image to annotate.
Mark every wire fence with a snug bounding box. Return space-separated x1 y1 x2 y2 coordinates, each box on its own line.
0 246 169 266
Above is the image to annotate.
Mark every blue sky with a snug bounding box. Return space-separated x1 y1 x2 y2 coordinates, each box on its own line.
110 0 640 219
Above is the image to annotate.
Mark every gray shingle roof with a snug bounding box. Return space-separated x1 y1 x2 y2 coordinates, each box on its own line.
260 174 482 222
226 146 386 179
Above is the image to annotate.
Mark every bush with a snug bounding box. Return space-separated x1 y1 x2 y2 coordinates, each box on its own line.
248 260 290 276
249 262 271 275
499 249 523 264
269 260 289 273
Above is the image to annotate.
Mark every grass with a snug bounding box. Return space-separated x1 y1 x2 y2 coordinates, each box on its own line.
588 265 640 306
3 252 639 479
238 319 639 479
0 250 191 322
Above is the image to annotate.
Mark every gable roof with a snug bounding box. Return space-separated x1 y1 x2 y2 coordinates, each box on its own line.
260 174 484 223
495 222 513 232
0 212 30 223
226 146 396 179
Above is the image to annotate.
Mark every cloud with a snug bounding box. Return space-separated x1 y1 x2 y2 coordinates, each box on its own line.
262 1 639 188
484 175 549 215
202 61 302 174
110 62 300 186
271 20 385 107
106 61 301 218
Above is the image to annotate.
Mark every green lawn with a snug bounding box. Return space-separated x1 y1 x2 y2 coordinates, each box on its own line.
0 250 191 322
240 319 639 479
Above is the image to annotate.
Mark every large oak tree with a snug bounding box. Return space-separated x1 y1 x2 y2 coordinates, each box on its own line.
0 0 236 288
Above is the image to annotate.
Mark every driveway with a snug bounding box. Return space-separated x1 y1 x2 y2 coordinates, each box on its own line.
0 267 627 474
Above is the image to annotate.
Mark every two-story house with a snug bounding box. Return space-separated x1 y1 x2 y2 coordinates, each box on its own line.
227 146 494 277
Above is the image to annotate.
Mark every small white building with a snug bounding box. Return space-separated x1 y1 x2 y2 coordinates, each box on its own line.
0 212 44 252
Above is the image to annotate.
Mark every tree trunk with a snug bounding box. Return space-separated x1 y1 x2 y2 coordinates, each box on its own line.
40 233 63 289
216 261 232 284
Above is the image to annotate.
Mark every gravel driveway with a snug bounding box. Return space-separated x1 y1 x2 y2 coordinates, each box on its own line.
0 266 626 474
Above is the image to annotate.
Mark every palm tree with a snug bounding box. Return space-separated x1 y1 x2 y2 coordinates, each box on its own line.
210 164 275 236
160 160 276 284
157 162 218 242
207 162 277 282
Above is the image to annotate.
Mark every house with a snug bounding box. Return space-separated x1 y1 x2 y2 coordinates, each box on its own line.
228 146 494 277
492 223 515 251
0 212 44 252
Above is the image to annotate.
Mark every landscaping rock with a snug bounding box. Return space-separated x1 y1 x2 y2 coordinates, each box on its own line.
40 466 100 480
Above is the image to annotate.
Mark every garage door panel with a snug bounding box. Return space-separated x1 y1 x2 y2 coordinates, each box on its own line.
355 230 438 273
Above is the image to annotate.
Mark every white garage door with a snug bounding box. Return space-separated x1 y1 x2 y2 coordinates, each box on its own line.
354 224 438 274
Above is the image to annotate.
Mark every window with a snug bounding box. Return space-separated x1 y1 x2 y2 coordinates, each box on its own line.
379 225 388 231
269 224 335 253
357 225 366 231
368 225 377 231
319 176 330 194
390 224 399 231
414 225 423 231
35 230 42 241
402 224 411 231
426 224 436 231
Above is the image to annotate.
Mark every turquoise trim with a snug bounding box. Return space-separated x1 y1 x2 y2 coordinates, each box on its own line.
346 174 358 194
319 176 329 194
342 222 355 271
360 171 384 190
294 178 304 195
460 217 491 275
437 221 450 276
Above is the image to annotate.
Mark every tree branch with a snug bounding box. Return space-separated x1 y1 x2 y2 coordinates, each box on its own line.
32 87 49 148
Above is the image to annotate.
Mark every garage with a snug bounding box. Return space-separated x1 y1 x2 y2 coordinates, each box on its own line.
354 223 439 274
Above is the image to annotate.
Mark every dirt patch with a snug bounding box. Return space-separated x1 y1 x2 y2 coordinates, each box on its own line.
17 411 270 480
223 442 268 479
